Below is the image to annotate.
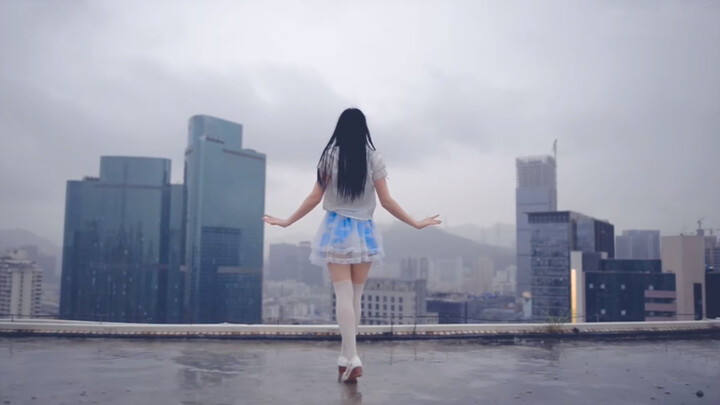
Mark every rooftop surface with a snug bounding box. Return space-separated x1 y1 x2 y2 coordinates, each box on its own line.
2 336 718 405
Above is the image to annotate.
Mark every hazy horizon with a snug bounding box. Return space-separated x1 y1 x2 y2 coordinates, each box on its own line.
1 1 719 247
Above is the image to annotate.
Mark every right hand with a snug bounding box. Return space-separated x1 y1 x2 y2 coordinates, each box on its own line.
263 215 290 228
415 215 442 229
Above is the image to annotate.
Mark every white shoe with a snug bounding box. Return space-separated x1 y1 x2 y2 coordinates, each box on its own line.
338 355 348 375
341 356 363 383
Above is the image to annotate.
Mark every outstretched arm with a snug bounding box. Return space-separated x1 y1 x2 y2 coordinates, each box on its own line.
263 182 325 228
374 177 441 229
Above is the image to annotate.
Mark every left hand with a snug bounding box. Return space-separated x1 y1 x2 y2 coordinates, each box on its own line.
263 215 290 228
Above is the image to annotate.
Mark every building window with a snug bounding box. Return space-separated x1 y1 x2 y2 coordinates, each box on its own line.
620 284 626 290
600 283 605 289
376 296 379 301
600 309 606 315
391 305 395 311
391 297 395 303
383 296 387 302
383 304 387 310
375 304 379 310
589 283 594 289
399 297 403 303
648 285 654 290
399 305 403 312
621 310 626 316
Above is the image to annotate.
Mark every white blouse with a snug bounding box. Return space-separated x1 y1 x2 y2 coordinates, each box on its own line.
321 147 388 220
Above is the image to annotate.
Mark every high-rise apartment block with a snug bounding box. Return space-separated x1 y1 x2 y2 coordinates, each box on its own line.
0 249 43 318
184 115 266 323
516 155 557 297
616 230 661 260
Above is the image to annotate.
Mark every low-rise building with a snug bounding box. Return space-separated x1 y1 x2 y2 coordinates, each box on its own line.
571 253 676 322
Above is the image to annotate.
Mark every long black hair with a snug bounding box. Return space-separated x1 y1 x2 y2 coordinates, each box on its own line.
317 108 376 201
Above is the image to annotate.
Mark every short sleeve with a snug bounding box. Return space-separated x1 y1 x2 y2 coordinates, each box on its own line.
370 150 388 181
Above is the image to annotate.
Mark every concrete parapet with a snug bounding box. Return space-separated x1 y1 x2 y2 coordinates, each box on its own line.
1 318 718 341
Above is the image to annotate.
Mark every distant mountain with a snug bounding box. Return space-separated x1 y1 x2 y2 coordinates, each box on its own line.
445 223 516 250
381 222 515 270
0 228 62 275
0 228 59 254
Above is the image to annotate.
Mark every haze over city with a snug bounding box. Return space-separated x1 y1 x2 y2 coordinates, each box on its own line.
1 0 719 248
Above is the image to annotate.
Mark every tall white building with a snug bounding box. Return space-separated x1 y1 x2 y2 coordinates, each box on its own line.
661 235 706 320
0 249 43 318
516 155 557 297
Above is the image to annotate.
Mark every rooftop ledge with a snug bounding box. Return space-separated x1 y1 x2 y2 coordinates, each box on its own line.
1 318 719 341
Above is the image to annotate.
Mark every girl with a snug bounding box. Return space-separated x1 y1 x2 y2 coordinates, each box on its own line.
263 108 441 383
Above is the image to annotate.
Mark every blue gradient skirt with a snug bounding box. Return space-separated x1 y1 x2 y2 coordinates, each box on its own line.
310 211 385 266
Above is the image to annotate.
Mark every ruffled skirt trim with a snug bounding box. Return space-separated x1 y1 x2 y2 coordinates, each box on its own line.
309 211 384 266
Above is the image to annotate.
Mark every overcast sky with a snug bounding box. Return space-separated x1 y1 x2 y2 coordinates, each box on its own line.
1 0 719 247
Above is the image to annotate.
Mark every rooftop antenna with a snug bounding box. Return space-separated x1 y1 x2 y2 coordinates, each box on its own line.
552 139 558 160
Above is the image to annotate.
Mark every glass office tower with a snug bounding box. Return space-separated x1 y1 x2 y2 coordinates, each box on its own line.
184 115 266 323
59 157 183 323
528 211 614 320
516 156 557 298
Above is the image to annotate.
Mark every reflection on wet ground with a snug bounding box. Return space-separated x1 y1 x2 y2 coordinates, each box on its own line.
1 337 718 404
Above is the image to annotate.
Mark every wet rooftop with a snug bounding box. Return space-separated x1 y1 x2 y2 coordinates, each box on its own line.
1 337 718 405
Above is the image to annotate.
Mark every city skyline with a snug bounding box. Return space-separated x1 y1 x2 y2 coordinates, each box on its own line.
1 1 719 249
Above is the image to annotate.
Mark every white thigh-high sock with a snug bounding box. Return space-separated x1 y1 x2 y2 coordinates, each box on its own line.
333 280 357 360
341 283 366 359
352 283 365 332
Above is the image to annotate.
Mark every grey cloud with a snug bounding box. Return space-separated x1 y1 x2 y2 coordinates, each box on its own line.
1 0 719 244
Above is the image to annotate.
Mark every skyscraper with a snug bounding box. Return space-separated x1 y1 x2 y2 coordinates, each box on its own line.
59 156 179 323
184 115 266 323
616 230 661 260
528 211 614 320
516 155 557 298
162 184 185 324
